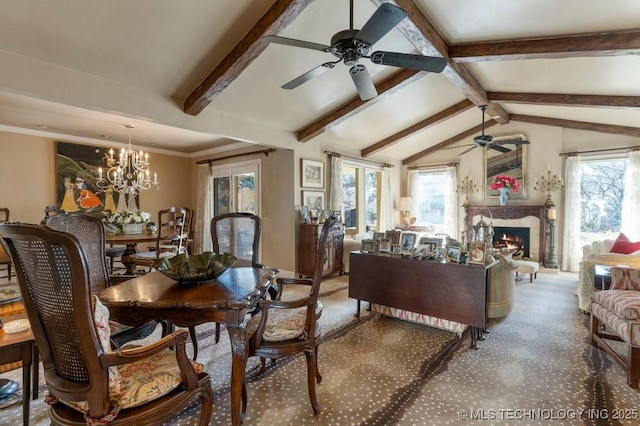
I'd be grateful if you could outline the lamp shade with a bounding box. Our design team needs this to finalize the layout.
[398,197,413,211]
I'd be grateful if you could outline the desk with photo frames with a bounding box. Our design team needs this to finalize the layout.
[348,251,496,348]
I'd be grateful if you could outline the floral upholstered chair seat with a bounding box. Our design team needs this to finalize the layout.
[246,302,323,341]
[59,296,203,419]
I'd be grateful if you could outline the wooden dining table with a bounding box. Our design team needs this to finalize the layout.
[98,267,278,425]
[0,296,39,426]
[105,231,157,274]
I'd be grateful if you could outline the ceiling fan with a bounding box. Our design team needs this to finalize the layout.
[263,1,447,101]
[455,105,530,155]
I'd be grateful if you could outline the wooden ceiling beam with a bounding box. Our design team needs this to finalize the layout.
[488,92,640,108]
[376,0,510,125]
[296,69,424,142]
[450,30,640,62]
[511,114,640,137]
[361,99,473,157]
[402,121,498,165]
[183,0,315,116]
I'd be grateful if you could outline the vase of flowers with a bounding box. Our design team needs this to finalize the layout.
[105,210,151,234]
[490,175,520,205]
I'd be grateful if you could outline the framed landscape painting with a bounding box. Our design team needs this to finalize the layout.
[302,190,325,211]
[301,158,324,188]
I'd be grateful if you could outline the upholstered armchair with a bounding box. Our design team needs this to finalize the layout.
[577,238,640,313]
[0,222,213,425]
[591,266,640,388]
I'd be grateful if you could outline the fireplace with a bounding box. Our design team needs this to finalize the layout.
[492,226,530,258]
[464,205,549,265]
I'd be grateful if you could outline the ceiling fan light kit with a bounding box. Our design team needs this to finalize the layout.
[265,1,446,101]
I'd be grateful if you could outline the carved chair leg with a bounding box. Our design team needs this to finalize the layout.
[590,314,600,346]
[305,349,321,415]
[314,345,322,383]
[628,345,640,388]
[188,325,199,361]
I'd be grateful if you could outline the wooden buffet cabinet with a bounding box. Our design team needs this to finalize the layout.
[298,222,345,278]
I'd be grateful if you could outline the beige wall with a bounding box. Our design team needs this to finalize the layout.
[0,131,192,225]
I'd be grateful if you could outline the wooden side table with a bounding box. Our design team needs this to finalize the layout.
[594,264,612,290]
[0,300,39,426]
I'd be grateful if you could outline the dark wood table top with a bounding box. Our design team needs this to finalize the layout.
[99,267,275,311]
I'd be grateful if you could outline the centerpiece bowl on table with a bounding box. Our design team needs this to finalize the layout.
[155,252,236,284]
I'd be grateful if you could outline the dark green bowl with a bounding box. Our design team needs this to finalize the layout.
[155,252,236,283]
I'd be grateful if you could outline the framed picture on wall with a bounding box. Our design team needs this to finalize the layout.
[302,190,325,211]
[56,141,138,212]
[301,158,324,188]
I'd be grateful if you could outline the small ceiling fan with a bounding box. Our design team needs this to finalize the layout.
[455,105,530,155]
[263,1,447,101]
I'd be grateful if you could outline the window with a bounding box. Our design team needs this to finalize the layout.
[342,163,381,235]
[211,160,260,216]
[414,170,447,233]
[580,157,627,244]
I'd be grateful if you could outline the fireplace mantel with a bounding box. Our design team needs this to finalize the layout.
[464,205,549,264]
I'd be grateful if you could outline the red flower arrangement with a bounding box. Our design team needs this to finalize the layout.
[490,174,520,193]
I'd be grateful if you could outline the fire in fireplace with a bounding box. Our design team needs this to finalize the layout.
[492,226,530,258]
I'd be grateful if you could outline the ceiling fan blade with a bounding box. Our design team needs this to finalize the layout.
[459,145,478,156]
[350,64,377,101]
[282,61,340,89]
[370,51,447,73]
[488,144,511,153]
[263,35,331,52]
[354,3,407,48]
[493,138,530,145]
[441,143,475,150]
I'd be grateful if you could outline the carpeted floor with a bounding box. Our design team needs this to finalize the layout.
[2,271,640,425]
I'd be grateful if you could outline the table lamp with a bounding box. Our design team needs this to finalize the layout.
[398,197,415,227]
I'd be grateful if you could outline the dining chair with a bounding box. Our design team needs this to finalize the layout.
[0,207,11,280]
[243,216,337,416]
[206,212,266,346]
[0,223,213,425]
[127,206,191,273]
[44,212,166,348]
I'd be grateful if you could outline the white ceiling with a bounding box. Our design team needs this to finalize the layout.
[0,0,638,160]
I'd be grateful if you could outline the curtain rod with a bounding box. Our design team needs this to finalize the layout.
[196,148,276,164]
[559,145,640,157]
[408,162,458,170]
[324,150,393,168]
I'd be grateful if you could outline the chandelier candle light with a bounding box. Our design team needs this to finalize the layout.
[456,175,478,206]
[533,164,564,207]
[97,124,159,210]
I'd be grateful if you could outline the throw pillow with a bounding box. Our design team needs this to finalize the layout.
[609,233,640,254]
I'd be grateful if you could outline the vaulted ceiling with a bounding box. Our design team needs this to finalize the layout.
[1,0,639,164]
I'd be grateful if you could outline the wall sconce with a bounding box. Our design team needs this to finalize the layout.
[398,197,415,227]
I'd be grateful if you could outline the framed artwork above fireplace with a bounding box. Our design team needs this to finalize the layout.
[484,141,527,199]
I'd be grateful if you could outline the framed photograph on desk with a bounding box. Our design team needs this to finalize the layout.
[447,245,461,263]
[400,233,416,252]
[468,242,487,265]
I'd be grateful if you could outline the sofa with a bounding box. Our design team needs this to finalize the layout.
[577,237,640,313]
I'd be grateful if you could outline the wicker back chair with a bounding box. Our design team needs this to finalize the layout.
[0,223,213,425]
[44,213,166,347]
[0,207,11,280]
